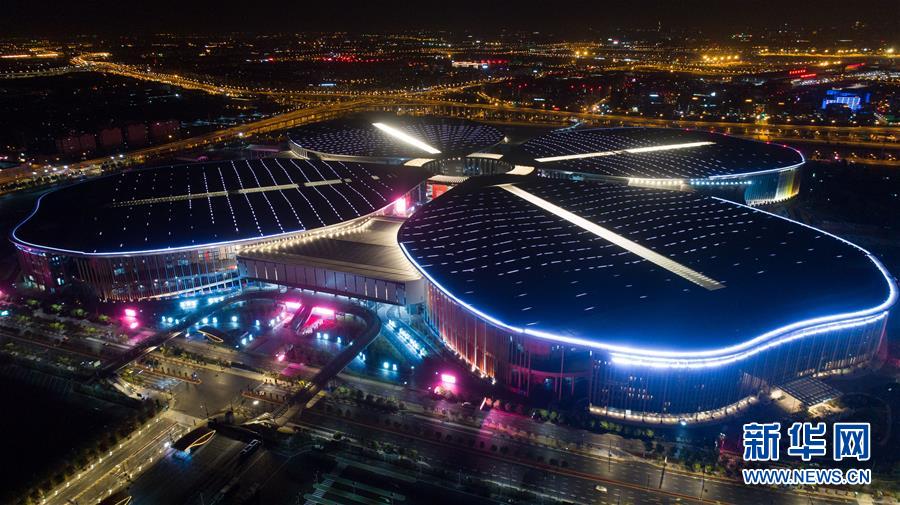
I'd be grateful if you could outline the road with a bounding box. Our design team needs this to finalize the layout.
[413,96,900,142]
[83,316,858,505]
[105,300,864,505]
[297,399,857,505]
[72,54,508,100]
[70,53,900,145]
[7,66,896,197]
[127,432,278,505]
[44,414,183,505]
[157,325,697,469]
[30,283,858,505]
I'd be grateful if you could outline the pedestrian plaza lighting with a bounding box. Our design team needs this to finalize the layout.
[179,299,198,310]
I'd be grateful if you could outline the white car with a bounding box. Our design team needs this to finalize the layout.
[594,485,608,493]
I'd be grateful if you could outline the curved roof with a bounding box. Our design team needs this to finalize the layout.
[398,176,895,357]
[287,115,504,160]
[517,127,804,180]
[14,159,428,255]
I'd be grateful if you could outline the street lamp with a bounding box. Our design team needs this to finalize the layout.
[698,466,706,502]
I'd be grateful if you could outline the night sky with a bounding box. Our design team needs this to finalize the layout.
[7,0,899,37]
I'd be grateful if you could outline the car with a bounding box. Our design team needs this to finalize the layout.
[239,439,262,458]
[594,485,608,493]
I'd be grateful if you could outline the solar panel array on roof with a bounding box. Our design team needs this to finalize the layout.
[14,159,429,254]
[398,176,889,352]
[288,116,504,159]
[519,127,803,179]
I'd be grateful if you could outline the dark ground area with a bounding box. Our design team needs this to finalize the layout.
[0,375,133,504]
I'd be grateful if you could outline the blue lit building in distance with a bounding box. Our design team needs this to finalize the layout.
[515,127,805,205]
[399,175,896,423]
[821,88,871,111]
[13,158,429,301]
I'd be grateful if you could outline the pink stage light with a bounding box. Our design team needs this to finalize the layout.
[129,321,139,329]
[284,301,302,310]
[311,306,335,318]
[124,308,137,318]
[276,353,286,362]
[440,373,457,384]
[394,197,407,215]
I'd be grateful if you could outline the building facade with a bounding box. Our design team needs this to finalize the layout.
[518,127,805,205]
[423,277,888,422]
[401,175,896,423]
[13,158,429,301]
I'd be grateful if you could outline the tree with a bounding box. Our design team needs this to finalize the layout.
[289,431,310,449]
